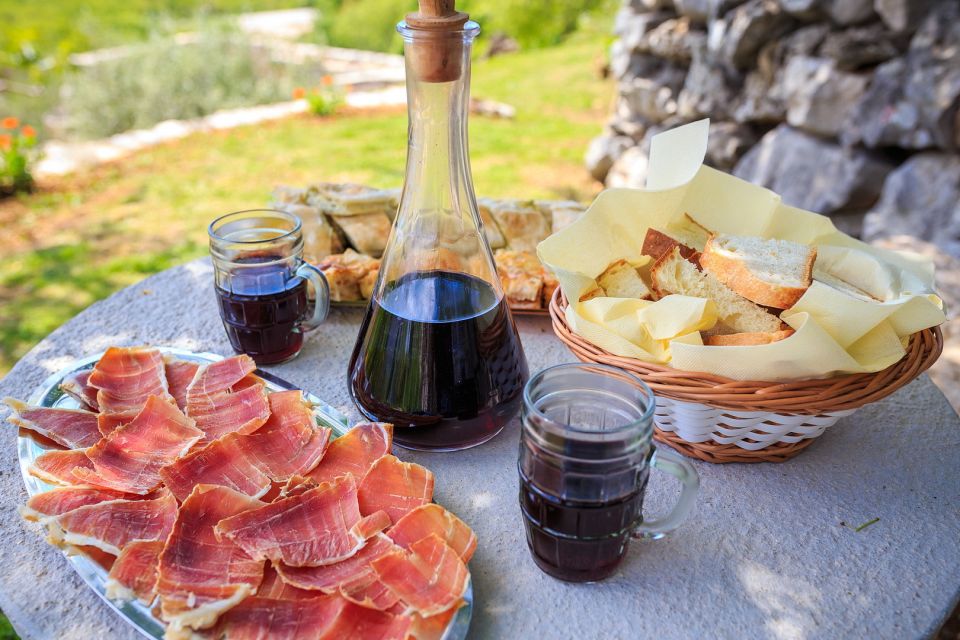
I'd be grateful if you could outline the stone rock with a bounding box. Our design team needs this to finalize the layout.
[614,9,672,52]
[618,63,687,122]
[733,125,893,214]
[874,0,936,32]
[585,133,635,183]
[677,39,742,119]
[843,5,960,150]
[609,110,649,140]
[705,121,759,170]
[818,22,905,70]
[862,153,960,258]
[823,0,875,25]
[606,145,652,188]
[637,17,707,63]
[782,56,870,137]
[630,0,675,9]
[777,0,819,17]
[674,0,747,22]
[708,0,796,70]
[733,71,787,123]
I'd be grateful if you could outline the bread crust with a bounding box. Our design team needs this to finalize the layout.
[704,329,795,346]
[700,236,816,309]
[642,228,699,262]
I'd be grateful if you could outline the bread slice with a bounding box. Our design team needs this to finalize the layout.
[651,247,782,334]
[704,329,795,346]
[642,228,700,263]
[596,260,652,300]
[700,234,816,309]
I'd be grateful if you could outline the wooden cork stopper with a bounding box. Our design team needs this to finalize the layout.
[404,0,470,83]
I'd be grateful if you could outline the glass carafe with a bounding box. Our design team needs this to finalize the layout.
[348,10,529,451]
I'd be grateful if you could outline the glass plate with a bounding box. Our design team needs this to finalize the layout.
[16,347,472,640]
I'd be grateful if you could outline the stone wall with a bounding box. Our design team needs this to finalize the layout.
[587,0,960,258]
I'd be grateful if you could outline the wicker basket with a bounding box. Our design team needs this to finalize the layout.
[549,290,943,463]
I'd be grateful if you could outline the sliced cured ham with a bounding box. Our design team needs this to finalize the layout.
[48,489,177,555]
[186,355,270,443]
[29,449,94,486]
[358,455,434,525]
[276,533,401,611]
[97,412,128,436]
[59,370,99,410]
[316,598,412,640]
[159,437,272,502]
[307,422,392,485]
[88,346,171,415]
[199,595,345,640]
[159,391,329,501]
[4,398,101,449]
[216,475,391,568]
[157,485,266,632]
[106,539,165,604]
[73,395,203,494]
[257,565,318,601]
[234,391,330,481]
[20,486,131,522]
[164,357,200,410]
[387,504,477,563]
[408,608,461,640]
[280,475,319,499]
[371,534,469,617]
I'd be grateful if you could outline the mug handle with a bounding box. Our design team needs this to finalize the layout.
[632,447,699,540]
[296,262,330,331]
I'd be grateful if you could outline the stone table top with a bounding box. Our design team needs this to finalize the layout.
[1,260,959,640]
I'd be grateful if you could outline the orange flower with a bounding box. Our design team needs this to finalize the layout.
[0,134,11,151]
[1,117,18,129]
[292,87,306,100]
[321,75,334,87]
[21,125,36,138]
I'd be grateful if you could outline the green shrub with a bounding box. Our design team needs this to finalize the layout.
[0,117,37,196]
[62,22,322,139]
[327,0,407,53]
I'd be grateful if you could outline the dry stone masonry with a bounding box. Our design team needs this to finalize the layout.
[588,0,960,258]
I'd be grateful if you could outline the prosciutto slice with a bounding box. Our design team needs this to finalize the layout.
[408,608,461,640]
[159,391,329,501]
[371,535,469,617]
[106,540,164,604]
[157,485,266,632]
[164,357,199,411]
[96,412,128,436]
[48,489,177,555]
[186,355,270,443]
[257,565,317,601]
[216,474,391,568]
[88,346,171,415]
[358,455,434,525]
[4,398,101,449]
[29,449,94,486]
[387,504,477,563]
[307,422,392,485]
[316,598,412,640]
[198,595,345,640]
[20,486,131,522]
[276,533,401,611]
[59,370,99,410]
[73,395,203,494]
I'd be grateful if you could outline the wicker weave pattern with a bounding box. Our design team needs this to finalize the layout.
[549,290,943,463]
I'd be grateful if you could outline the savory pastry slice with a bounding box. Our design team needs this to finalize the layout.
[476,198,507,249]
[595,260,652,300]
[700,234,816,309]
[277,203,344,263]
[307,182,396,217]
[651,247,782,334]
[495,250,544,309]
[535,200,586,235]
[487,200,551,253]
[317,250,382,302]
[330,212,393,258]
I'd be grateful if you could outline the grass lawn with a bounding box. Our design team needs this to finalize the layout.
[0,29,613,377]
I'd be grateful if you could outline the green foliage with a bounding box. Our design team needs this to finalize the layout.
[327,0,407,53]
[0,118,37,195]
[63,23,322,139]
[0,610,17,640]
[302,82,344,116]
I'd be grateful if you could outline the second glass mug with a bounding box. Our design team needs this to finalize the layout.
[519,363,699,582]
[208,209,330,364]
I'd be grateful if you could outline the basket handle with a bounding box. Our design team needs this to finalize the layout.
[632,448,699,540]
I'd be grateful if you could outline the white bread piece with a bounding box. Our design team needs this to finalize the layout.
[700,234,816,309]
[596,260,652,300]
[651,247,782,334]
[704,329,795,346]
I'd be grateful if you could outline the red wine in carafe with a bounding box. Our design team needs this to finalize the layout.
[348,270,528,451]
[215,255,308,365]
